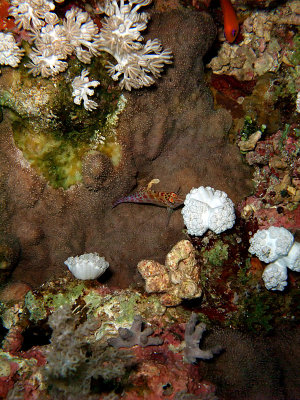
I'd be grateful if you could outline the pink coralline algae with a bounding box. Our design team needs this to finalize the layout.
[239,127,300,230]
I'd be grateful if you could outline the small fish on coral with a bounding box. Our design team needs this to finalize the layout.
[220,0,239,43]
[0,32,24,67]
[182,186,235,236]
[113,178,184,210]
[64,252,109,279]
[71,69,100,111]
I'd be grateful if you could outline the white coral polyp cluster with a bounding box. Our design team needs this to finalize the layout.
[71,69,100,111]
[63,7,101,63]
[26,7,101,77]
[0,32,24,67]
[182,186,235,236]
[9,0,56,30]
[96,0,172,90]
[249,227,300,291]
[8,0,172,90]
[64,252,109,280]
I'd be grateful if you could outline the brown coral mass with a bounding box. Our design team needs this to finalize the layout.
[0,9,252,288]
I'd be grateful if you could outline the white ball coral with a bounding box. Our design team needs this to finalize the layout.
[249,226,294,263]
[249,227,300,291]
[64,252,109,280]
[181,186,235,236]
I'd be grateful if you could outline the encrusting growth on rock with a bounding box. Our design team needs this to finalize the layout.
[137,240,201,306]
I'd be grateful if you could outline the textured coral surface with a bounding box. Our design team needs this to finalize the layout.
[0,8,252,288]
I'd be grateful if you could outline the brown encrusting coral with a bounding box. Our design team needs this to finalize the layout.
[0,8,252,288]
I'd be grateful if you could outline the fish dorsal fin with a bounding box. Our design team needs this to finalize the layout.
[147,178,160,190]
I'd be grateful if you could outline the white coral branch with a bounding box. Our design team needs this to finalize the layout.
[71,69,100,111]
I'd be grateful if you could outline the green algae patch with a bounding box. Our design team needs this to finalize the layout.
[84,289,166,341]
[25,281,85,323]
[202,240,229,267]
[1,56,125,189]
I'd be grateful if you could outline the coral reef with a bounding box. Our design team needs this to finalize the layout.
[64,252,109,280]
[184,313,222,363]
[0,7,252,288]
[208,1,300,81]
[238,126,300,230]
[8,0,172,88]
[108,314,163,348]
[44,305,134,396]
[137,240,202,306]
[182,187,235,236]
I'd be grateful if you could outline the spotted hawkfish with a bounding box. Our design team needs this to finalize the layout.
[112,179,184,210]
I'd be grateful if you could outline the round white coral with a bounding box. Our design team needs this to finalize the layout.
[64,252,109,280]
[249,227,300,291]
[181,186,235,236]
[249,226,294,263]
[262,263,288,291]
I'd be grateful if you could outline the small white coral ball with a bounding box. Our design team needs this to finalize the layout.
[262,263,288,291]
[64,252,109,280]
[249,227,294,263]
[182,186,235,236]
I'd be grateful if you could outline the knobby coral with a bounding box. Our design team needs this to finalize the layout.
[182,186,235,236]
[249,226,300,290]
[137,240,202,306]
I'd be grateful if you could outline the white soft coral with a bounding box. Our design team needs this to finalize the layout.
[71,69,100,111]
[64,7,100,63]
[181,186,235,236]
[9,0,56,31]
[27,7,100,77]
[0,32,24,67]
[96,0,172,90]
[249,227,300,291]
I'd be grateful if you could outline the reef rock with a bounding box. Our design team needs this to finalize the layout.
[138,240,201,306]
[0,8,252,288]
